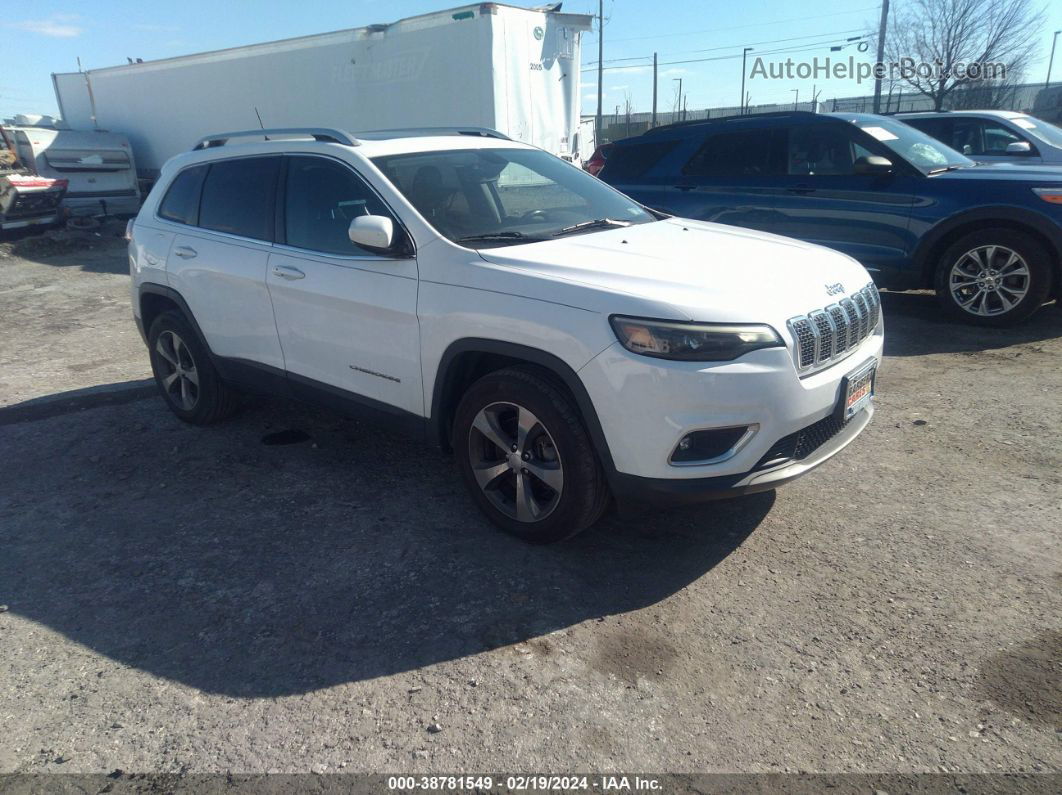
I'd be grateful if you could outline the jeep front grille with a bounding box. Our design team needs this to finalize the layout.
[787,284,880,372]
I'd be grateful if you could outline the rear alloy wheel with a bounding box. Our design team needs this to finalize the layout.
[155,330,200,411]
[936,229,1051,326]
[147,310,239,424]
[453,367,609,543]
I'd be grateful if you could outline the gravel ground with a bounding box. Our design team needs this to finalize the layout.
[0,233,1059,777]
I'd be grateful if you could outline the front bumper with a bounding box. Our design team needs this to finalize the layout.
[578,320,883,501]
[609,404,873,505]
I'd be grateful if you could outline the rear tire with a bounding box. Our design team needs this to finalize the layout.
[934,228,1052,326]
[453,367,609,543]
[147,310,239,424]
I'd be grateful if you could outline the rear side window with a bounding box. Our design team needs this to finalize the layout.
[683,129,786,177]
[602,140,679,180]
[198,157,280,241]
[158,165,207,225]
[904,117,949,140]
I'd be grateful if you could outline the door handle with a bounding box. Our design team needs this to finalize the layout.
[673,184,696,192]
[786,184,816,194]
[173,246,197,259]
[272,265,305,281]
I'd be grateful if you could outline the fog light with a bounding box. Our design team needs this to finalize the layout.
[670,425,755,464]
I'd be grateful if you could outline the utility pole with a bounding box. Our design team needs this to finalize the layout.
[872,0,890,114]
[740,48,753,114]
[1047,30,1062,88]
[651,52,658,128]
[792,89,799,110]
[595,0,603,144]
[673,77,683,122]
[683,95,688,122]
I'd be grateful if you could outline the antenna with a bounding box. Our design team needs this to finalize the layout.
[254,107,269,141]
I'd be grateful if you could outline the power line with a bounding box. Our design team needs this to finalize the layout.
[586,28,869,66]
[582,34,873,73]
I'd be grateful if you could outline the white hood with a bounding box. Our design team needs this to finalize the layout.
[477,218,874,325]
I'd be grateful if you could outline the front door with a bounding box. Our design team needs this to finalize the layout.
[266,155,423,416]
[769,122,917,276]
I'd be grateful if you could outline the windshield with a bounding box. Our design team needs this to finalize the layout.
[854,117,975,172]
[1012,115,1062,148]
[371,147,655,247]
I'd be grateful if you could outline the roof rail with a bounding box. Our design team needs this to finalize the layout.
[353,127,512,141]
[192,128,358,150]
[645,110,819,135]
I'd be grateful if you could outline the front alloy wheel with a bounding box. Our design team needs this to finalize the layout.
[468,401,564,522]
[452,366,609,542]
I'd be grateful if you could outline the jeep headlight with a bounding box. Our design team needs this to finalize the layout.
[609,316,783,361]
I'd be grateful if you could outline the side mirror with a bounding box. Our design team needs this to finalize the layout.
[348,215,394,252]
[853,155,893,176]
[1005,141,1032,154]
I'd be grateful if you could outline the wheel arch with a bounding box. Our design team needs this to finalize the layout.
[914,207,1062,293]
[429,339,617,477]
[138,283,213,354]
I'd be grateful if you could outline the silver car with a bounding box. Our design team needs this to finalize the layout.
[896,110,1062,166]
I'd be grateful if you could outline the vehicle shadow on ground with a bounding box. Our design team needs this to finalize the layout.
[0,391,772,698]
[880,290,1062,356]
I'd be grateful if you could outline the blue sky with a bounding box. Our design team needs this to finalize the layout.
[3,0,1061,121]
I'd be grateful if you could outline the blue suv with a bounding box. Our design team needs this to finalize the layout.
[600,111,1062,325]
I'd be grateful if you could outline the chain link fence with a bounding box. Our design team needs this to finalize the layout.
[591,81,1062,143]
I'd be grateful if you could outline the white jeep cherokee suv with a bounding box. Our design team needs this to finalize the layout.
[129,127,883,543]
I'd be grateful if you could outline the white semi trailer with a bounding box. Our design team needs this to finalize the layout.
[52,3,593,186]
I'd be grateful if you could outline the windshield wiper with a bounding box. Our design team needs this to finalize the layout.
[553,218,633,237]
[927,164,966,174]
[455,231,541,245]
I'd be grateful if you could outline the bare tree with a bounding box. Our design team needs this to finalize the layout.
[886,0,1045,110]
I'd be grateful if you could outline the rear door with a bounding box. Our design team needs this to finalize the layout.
[662,127,786,230]
[266,155,423,416]
[166,156,286,370]
[768,122,917,273]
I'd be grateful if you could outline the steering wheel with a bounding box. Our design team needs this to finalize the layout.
[519,209,552,223]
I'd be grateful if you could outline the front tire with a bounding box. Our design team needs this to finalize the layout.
[935,228,1052,326]
[147,310,238,424]
[452,367,609,543]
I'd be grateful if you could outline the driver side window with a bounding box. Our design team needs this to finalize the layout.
[788,125,871,176]
[284,156,396,256]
